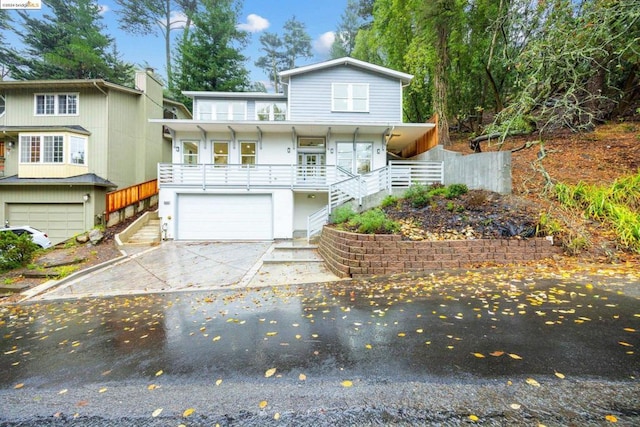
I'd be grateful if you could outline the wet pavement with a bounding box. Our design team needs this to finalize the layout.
[22,241,341,301]
[1,268,639,425]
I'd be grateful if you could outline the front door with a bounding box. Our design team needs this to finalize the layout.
[298,153,326,183]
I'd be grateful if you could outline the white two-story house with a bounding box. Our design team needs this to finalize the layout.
[154,57,439,241]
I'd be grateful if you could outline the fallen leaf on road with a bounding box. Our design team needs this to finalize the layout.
[13,383,24,389]
[605,414,618,423]
[526,378,540,387]
[183,408,195,417]
[508,353,523,360]
[472,352,485,358]
[490,351,504,357]
[555,372,565,379]
[510,403,521,410]
[259,400,268,409]
[469,414,479,421]
[155,370,163,377]
[152,408,163,417]
[265,368,276,378]
[274,413,280,420]
[216,379,222,386]
[299,373,306,381]
[341,380,353,387]
[98,387,107,393]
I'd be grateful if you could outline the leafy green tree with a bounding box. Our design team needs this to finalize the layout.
[282,16,312,69]
[489,0,640,138]
[255,32,286,92]
[171,0,249,108]
[115,0,198,88]
[7,0,133,83]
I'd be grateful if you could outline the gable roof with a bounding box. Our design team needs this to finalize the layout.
[0,79,143,96]
[279,57,413,84]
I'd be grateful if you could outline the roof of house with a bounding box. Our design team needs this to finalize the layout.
[0,125,91,135]
[0,173,116,188]
[0,79,144,96]
[182,91,287,100]
[279,57,414,84]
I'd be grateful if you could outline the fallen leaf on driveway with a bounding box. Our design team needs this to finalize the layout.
[152,408,163,417]
[265,368,276,378]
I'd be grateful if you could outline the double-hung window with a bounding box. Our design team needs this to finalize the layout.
[213,142,229,165]
[240,142,256,165]
[35,93,78,115]
[332,83,369,112]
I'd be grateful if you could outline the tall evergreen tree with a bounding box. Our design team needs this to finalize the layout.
[7,0,133,83]
[171,0,249,107]
[255,32,287,93]
[0,10,11,80]
[330,0,362,58]
[282,16,312,69]
[115,0,198,89]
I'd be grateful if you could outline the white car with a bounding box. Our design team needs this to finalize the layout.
[0,226,53,249]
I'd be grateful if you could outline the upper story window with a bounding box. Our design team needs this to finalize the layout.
[19,133,87,165]
[332,83,369,112]
[35,93,78,116]
[182,141,198,164]
[197,101,246,121]
[240,141,256,165]
[0,94,5,117]
[256,102,287,121]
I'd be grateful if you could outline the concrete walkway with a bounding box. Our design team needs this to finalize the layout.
[23,241,342,301]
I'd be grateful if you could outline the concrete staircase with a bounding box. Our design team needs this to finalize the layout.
[127,218,161,244]
[116,211,161,247]
[262,239,325,264]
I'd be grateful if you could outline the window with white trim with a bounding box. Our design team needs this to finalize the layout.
[240,141,256,165]
[35,93,78,115]
[196,101,246,120]
[182,141,199,164]
[213,141,229,165]
[337,142,372,174]
[256,102,287,121]
[20,134,80,164]
[332,83,369,112]
[70,136,86,165]
[0,94,5,117]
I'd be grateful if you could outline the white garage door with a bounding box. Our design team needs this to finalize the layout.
[177,194,273,240]
[7,203,84,245]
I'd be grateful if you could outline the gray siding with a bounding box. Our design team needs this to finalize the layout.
[288,66,403,123]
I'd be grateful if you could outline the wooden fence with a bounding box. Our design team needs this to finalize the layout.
[105,179,158,222]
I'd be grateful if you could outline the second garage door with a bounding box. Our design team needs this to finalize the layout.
[7,203,85,245]
[177,194,273,240]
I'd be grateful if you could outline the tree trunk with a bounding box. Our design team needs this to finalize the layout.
[434,22,450,146]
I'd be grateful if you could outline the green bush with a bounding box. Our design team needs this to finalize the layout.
[404,184,432,208]
[0,232,39,271]
[445,183,469,199]
[347,209,400,234]
[380,195,399,208]
[330,205,356,224]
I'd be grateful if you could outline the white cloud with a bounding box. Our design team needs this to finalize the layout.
[313,31,335,55]
[169,11,189,30]
[237,14,270,33]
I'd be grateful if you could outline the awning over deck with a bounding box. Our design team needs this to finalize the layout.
[150,119,436,155]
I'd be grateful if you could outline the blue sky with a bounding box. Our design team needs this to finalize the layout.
[2,1,348,86]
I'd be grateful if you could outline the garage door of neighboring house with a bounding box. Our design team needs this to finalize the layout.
[7,203,84,245]
[177,194,273,240]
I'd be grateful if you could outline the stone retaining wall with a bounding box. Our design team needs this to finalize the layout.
[318,226,561,278]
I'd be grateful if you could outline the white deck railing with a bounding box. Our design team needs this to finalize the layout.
[158,163,346,189]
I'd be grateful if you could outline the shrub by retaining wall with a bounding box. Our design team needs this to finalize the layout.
[318,226,561,278]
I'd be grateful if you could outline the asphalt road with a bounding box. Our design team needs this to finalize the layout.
[1,270,639,426]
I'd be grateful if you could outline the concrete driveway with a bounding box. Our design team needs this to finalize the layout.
[25,241,341,301]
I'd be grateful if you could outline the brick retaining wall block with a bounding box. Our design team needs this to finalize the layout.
[318,227,562,278]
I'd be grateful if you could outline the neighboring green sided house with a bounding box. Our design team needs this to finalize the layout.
[0,70,191,245]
